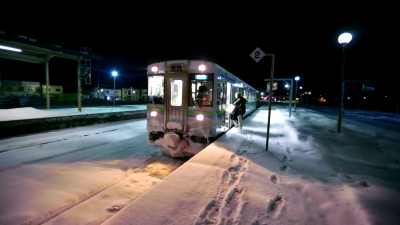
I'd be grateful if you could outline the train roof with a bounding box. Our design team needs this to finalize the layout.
[148,60,257,93]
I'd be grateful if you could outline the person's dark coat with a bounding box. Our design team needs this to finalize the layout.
[231,96,247,120]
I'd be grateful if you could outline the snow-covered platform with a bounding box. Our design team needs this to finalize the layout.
[103,104,400,225]
[0,105,147,138]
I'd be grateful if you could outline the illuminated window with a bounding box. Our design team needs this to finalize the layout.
[190,80,213,106]
[170,79,183,106]
[148,75,165,104]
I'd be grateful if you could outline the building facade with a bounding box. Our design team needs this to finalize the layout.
[90,87,146,101]
[41,84,64,95]
[0,80,41,97]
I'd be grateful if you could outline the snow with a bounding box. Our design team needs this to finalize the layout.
[0,107,184,225]
[0,105,147,121]
[104,104,400,225]
[154,125,211,157]
[166,121,183,130]
[0,104,399,224]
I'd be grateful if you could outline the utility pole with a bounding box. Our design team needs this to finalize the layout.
[98,75,100,99]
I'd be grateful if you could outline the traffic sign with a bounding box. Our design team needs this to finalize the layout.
[250,47,265,63]
[267,82,278,91]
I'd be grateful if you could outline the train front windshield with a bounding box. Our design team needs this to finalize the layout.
[148,75,164,104]
[190,80,213,106]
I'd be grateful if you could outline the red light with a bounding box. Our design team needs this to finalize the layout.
[203,98,205,100]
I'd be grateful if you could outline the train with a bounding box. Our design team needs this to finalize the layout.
[146,60,258,157]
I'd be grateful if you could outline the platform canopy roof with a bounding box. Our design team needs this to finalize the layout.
[0,30,102,64]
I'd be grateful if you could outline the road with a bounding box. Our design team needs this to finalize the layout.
[0,118,188,225]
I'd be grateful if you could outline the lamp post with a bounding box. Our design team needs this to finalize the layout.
[112,71,117,106]
[299,86,302,102]
[294,76,300,112]
[305,91,311,111]
[285,84,289,106]
[337,32,352,133]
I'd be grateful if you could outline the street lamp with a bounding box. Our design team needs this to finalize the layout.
[294,76,300,112]
[299,86,303,102]
[337,32,352,133]
[112,71,118,106]
[284,84,289,106]
[305,91,311,111]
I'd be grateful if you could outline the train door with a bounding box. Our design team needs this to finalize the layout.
[217,82,226,128]
[165,74,188,132]
[226,82,232,127]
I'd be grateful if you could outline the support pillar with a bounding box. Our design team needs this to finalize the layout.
[77,57,82,112]
[45,58,51,110]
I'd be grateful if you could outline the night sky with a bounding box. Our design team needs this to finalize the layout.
[0,5,398,102]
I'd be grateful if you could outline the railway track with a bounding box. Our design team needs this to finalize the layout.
[0,120,189,225]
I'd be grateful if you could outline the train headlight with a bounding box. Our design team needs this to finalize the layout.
[151,66,158,72]
[151,111,157,117]
[198,65,206,71]
[196,114,204,121]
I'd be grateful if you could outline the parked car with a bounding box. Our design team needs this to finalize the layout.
[0,97,19,106]
[18,97,30,106]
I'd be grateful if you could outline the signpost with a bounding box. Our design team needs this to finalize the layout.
[267,82,278,91]
[338,80,371,132]
[264,78,293,118]
[250,47,274,151]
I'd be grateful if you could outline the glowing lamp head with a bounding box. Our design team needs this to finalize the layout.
[151,66,158,72]
[338,33,352,46]
[295,76,300,81]
[196,114,204,121]
[198,65,206,71]
[112,71,117,77]
[0,45,22,52]
[151,111,157,117]
[285,84,289,88]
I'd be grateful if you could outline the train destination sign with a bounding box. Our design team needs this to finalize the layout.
[195,74,208,80]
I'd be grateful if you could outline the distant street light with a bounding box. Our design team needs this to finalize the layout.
[305,91,311,111]
[294,76,300,112]
[337,32,352,133]
[299,86,303,101]
[112,71,118,106]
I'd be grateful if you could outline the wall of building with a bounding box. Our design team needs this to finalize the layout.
[91,87,147,101]
[41,84,63,94]
[0,80,42,97]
